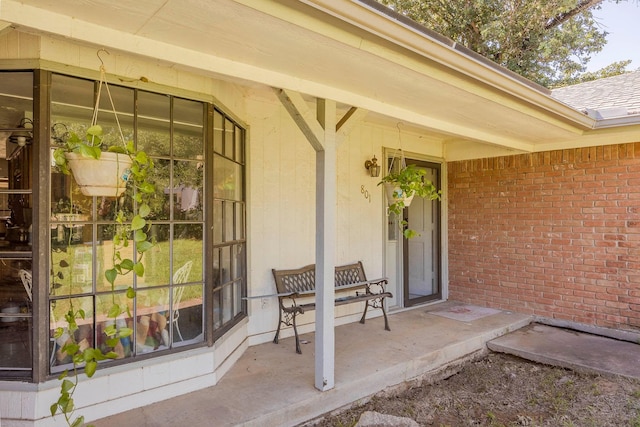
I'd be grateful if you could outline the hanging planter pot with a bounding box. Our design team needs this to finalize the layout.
[383,182,415,207]
[64,151,133,197]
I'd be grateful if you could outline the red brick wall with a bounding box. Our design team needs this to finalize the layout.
[447,144,640,332]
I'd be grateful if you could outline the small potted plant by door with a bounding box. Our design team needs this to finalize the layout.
[379,163,440,239]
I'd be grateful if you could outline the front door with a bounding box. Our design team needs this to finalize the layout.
[403,160,441,307]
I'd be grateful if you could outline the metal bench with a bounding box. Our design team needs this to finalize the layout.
[272,261,392,354]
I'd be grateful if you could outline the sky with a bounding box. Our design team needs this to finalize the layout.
[586,0,640,71]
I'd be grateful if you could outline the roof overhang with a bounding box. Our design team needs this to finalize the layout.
[0,0,638,160]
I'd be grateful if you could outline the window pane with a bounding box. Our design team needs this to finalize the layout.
[234,125,244,164]
[50,296,94,370]
[222,284,232,324]
[224,202,233,242]
[213,200,222,244]
[235,203,244,240]
[137,91,170,156]
[213,288,222,330]
[233,280,243,317]
[224,118,234,158]
[173,160,203,221]
[150,159,171,221]
[214,155,243,201]
[173,98,204,159]
[213,109,223,154]
[141,224,170,288]
[220,246,231,286]
[232,244,244,280]
[97,85,134,149]
[135,288,170,354]
[50,225,93,296]
[174,224,203,282]
[172,283,203,346]
[212,247,221,288]
[96,224,133,292]
[96,291,133,360]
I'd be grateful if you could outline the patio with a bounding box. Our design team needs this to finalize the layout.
[93,302,532,427]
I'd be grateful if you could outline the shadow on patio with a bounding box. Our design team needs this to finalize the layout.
[94,301,532,427]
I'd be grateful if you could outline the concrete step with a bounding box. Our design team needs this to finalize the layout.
[488,323,640,380]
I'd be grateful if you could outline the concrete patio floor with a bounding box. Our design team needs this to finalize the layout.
[93,301,532,427]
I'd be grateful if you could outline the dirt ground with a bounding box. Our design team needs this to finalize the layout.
[309,352,640,427]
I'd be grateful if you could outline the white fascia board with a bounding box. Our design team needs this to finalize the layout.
[593,115,640,129]
[301,0,596,129]
[534,124,640,152]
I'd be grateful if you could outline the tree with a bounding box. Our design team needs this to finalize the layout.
[378,0,631,87]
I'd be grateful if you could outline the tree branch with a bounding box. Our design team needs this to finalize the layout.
[545,0,603,30]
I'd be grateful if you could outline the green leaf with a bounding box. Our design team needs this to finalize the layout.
[104,324,117,337]
[78,143,99,159]
[139,182,155,194]
[105,268,118,285]
[86,124,102,138]
[133,262,145,277]
[118,327,133,338]
[61,379,75,393]
[62,342,79,356]
[134,229,147,242]
[50,403,59,416]
[71,416,85,427]
[138,203,151,218]
[126,286,136,299]
[108,304,122,318]
[131,215,146,231]
[137,241,153,253]
[85,360,97,377]
[120,258,134,271]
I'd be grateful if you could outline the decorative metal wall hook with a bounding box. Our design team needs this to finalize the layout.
[96,48,110,66]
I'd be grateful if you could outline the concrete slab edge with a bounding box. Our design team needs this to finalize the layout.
[535,316,640,345]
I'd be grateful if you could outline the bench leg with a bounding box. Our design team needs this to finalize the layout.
[359,300,369,325]
[381,301,391,331]
[292,312,302,354]
[273,309,283,344]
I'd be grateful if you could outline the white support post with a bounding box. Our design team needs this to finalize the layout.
[274,88,366,391]
[315,98,337,391]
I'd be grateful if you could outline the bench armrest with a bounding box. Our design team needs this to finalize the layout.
[363,277,389,295]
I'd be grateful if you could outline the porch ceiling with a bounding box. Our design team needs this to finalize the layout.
[0,0,636,159]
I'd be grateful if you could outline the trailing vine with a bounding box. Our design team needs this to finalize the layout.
[49,54,156,427]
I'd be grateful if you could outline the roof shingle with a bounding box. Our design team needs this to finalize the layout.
[551,70,640,118]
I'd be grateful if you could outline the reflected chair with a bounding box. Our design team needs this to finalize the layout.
[172,261,193,342]
[18,269,32,303]
[19,269,58,365]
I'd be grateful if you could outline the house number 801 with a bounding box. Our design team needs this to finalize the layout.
[361,185,371,203]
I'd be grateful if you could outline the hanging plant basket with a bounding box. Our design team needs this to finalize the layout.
[65,151,133,197]
[383,182,415,207]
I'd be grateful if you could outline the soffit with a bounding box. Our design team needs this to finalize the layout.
[1,0,634,159]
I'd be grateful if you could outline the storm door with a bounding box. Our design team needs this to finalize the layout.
[403,159,441,307]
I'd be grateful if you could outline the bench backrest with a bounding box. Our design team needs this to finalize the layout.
[272,262,368,295]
